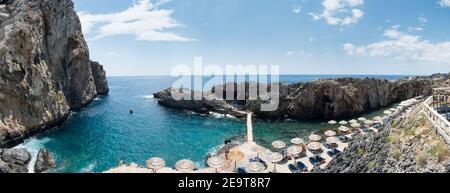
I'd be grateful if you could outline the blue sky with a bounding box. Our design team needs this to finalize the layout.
[74,0,450,76]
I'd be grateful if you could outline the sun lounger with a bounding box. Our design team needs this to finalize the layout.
[237,167,247,173]
[339,136,351,143]
[288,164,301,173]
[362,128,371,133]
[323,142,331,149]
[296,161,308,171]
[327,149,341,157]
[309,156,325,166]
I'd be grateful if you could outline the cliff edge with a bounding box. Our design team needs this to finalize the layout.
[0,0,109,147]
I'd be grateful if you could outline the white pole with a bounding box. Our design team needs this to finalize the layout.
[247,113,254,143]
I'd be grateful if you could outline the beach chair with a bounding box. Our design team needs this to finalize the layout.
[362,128,371,133]
[327,149,341,157]
[288,164,301,173]
[322,142,331,149]
[296,161,308,172]
[237,167,247,173]
[339,136,351,143]
[309,156,325,166]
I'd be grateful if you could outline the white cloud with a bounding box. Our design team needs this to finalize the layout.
[78,0,194,42]
[292,6,302,14]
[343,26,450,64]
[439,0,450,7]
[308,0,364,26]
[418,15,427,23]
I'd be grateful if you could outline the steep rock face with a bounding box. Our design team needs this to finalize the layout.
[154,75,447,121]
[0,0,109,147]
[34,148,56,173]
[0,148,31,173]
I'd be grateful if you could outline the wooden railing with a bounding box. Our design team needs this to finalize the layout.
[423,96,450,144]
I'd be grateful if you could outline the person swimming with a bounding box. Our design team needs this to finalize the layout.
[129,109,134,114]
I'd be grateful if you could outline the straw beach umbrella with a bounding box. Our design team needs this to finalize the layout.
[146,157,166,172]
[272,140,286,150]
[175,159,195,173]
[358,117,367,122]
[309,134,322,142]
[338,126,350,133]
[349,119,358,124]
[247,162,265,173]
[364,120,374,126]
[324,130,336,137]
[267,152,283,173]
[326,137,338,146]
[351,123,361,128]
[384,110,392,115]
[291,138,304,145]
[339,120,348,125]
[287,145,303,162]
[207,156,225,173]
[307,142,322,156]
[326,137,339,150]
[328,120,337,125]
[287,145,302,156]
[227,150,245,171]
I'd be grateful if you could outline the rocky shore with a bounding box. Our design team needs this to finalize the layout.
[154,74,449,121]
[319,105,450,173]
[0,0,109,148]
[0,148,55,173]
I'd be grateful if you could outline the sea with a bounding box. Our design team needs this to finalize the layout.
[15,75,408,173]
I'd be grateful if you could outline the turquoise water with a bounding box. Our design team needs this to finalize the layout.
[18,75,407,173]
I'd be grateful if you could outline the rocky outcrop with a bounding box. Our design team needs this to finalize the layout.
[321,109,450,173]
[154,74,448,121]
[34,148,56,173]
[0,0,109,147]
[0,148,31,173]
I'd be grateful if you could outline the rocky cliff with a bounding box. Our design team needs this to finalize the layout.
[319,109,450,173]
[154,74,449,121]
[0,0,109,147]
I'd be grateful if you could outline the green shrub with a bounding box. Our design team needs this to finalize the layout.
[429,141,450,162]
[357,148,365,156]
[387,134,401,144]
[404,129,416,137]
[367,161,375,170]
[415,116,426,127]
[393,149,402,161]
[416,151,428,168]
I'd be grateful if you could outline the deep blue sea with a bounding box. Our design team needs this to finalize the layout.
[17,75,408,173]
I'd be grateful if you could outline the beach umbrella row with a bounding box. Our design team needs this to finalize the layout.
[309,134,322,142]
[291,138,304,145]
[328,120,337,125]
[324,130,336,137]
[146,157,166,171]
[267,152,284,173]
[176,159,196,173]
[272,140,286,149]
[207,156,225,173]
[247,162,265,173]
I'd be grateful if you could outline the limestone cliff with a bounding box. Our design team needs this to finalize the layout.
[0,0,109,147]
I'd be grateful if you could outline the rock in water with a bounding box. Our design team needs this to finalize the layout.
[0,0,109,147]
[34,148,56,173]
[0,148,31,173]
